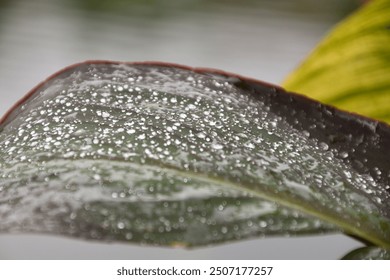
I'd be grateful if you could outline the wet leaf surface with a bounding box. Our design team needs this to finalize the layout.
[0,62,389,247]
[342,246,390,260]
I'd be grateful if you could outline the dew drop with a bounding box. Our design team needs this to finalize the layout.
[339,151,349,159]
[259,221,267,228]
[117,222,125,229]
[196,132,206,139]
[187,104,196,110]
[319,142,329,151]
[211,143,223,150]
[244,142,255,149]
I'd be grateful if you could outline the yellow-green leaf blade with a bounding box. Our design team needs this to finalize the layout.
[283,0,390,123]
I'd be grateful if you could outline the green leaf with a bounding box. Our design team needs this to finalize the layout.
[342,246,390,260]
[283,0,390,124]
[0,62,389,248]
[0,160,335,247]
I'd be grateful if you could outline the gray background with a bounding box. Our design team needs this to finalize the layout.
[0,0,363,259]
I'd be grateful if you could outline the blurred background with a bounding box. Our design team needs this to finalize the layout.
[0,0,365,259]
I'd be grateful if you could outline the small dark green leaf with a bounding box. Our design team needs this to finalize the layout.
[0,62,389,247]
[342,246,390,260]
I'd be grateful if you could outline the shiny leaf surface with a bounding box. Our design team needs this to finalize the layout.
[0,62,389,247]
[342,246,390,260]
